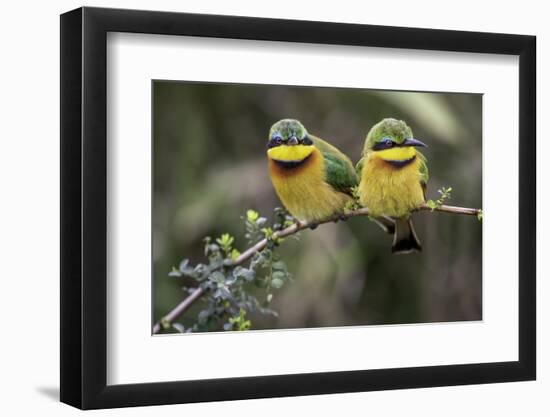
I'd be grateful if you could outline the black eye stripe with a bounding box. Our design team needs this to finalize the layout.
[268,133,311,148]
[267,136,283,149]
[372,138,397,151]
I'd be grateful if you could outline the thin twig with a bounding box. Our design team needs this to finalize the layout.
[152,286,205,334]
[152,203,481,333]
[419,203,481,216]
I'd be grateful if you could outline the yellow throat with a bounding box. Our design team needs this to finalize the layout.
[267,144,315,162]
[375,146,416,162]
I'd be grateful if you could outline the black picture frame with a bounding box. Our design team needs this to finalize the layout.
[60,6,536,410]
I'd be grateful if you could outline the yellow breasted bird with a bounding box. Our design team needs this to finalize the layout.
[357,118,429,254]
[266,119,358,224]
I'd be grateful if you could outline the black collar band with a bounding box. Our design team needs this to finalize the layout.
[385,155,416,168]
[272,153,312,169]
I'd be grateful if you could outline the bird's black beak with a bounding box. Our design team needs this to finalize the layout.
[402,138,427,148]
[287,136,298,145]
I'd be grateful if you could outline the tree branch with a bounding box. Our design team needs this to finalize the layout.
[152,286,205,334]
[152,202,481,334]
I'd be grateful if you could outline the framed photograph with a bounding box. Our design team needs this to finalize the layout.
[60,6,536,409]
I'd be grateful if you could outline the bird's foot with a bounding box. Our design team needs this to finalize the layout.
[309,223,318,230]
[332,214,349,224]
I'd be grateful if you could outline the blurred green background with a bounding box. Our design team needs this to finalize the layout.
[153,81,482,331]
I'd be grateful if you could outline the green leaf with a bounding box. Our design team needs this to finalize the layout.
[160,318,171,330]
[209,271,225,284]
[208,257,224,270]
[225,274,237,285]
[261,227,273,238]
[172,323,185,333]
[230,248,240,261]
[243,270,255,281]
[233,266,245,276]
[271,278,284,289]
[216,233,234,252]
[198,309,210,324]
[234,266,255,282]
[168,267,182,277]
[214,286,232,300]
[250,252,265,267]
[272,271,286,280]
[193,264,208,280]
[246,209,259,222]
[426,200,437,210]
[272,261,287,271]
[178,259,189,271]
[227,309,251,331]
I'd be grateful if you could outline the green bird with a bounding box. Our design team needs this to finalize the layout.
[357,118,428,254]
[266,119,395,235]
[266,119,358,223]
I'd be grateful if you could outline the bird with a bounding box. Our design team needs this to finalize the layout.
[266,119,359,224]
[356,118,428,254]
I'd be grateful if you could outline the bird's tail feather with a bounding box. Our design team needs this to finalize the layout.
[392,217,422,254]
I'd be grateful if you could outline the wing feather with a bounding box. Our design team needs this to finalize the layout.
[310,134,358,194]
[417,150,429,197]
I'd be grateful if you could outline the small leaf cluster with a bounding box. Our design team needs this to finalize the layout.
[426,186,453,211]
[343,185,361,212]
[225,308,251,331]
[245,208,294,246]
[476,209,484,221]
[165,208,296,333]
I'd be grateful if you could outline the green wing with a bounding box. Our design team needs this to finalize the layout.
[418,150,429,196]
[310,134,358,194]
[355,156,365,177]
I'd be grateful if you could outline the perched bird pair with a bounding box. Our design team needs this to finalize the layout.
[266,118,428,254]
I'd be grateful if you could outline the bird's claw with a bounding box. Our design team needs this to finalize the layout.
[333,214,348,223]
